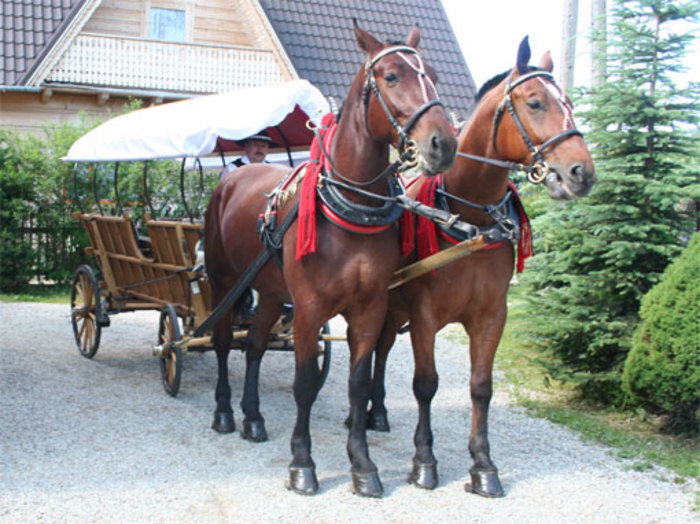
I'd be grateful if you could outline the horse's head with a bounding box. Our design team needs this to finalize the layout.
[485,36,595,199]
[352,20,457,176]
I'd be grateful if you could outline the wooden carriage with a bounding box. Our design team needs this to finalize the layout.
[65,80,338,396]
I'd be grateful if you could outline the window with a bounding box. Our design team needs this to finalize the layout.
[149,7,186,42]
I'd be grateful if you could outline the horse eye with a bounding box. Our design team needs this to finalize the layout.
[527,98,544,111]
[384,72,399,85]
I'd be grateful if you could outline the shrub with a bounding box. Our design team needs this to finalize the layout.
[622,233,700,434]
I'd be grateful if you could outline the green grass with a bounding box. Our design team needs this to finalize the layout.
[0,284,71,303]
[493,284,700,485]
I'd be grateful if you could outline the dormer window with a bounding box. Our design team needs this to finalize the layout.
[149,7,186,42]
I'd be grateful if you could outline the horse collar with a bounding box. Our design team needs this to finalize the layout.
[434,178,519,244]
[317,169,406,234]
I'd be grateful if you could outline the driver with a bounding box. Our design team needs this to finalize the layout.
[219,129,278,180]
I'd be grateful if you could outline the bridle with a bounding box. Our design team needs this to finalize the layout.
[458,70,583,184]
[362,45,444,167]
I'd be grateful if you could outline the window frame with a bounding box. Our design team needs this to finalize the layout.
[145,1,193,42]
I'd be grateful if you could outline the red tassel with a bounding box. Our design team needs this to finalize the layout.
[399,209,415,256]
[297,113,335,260]
[415,174,442,260]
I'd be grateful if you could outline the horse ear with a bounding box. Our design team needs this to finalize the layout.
[354,18,382,54]
[516,36,531,74]
[406,23,421,48]
[539,50,554,72]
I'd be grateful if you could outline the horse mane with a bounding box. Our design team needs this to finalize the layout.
[475,66,545,102]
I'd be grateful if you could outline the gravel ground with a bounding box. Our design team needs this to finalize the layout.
[0,301,697,523]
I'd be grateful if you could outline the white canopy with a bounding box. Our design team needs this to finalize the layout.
[63,79,330,162]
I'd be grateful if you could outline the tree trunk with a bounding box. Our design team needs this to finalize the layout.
[591,0,607,86]
[560,0,579,91]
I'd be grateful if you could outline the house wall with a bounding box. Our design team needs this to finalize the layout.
[1,91,139,136]
[83,0,255,47]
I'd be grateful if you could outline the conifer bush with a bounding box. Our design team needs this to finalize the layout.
[622,234,700,433]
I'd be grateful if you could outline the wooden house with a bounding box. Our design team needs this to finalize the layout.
[1,0,475,135]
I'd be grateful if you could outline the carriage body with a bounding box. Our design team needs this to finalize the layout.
[65,80,335,396]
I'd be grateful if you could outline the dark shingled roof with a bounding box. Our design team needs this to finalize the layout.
[1,0,86,86]
[258,0,476,121]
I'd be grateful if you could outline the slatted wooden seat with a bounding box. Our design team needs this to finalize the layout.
[145,218,211,324]
[73,212,154,300]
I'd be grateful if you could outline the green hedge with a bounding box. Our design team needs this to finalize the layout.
[0,109,214,292]
[622,233,700,433]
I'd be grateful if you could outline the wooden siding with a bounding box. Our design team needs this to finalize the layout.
[1,91,141,136]
[83,0,255,47]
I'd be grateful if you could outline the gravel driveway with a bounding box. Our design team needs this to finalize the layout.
[0,301,697,522]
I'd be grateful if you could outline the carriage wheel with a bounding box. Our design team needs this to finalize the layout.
[318,322,332,388]
[158,304,183,397]
[70,265,102,358]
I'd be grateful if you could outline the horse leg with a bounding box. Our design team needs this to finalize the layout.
[239,296,283,442]
[212,307,235,433]
[345,312,385,498]
[287,310,324,495]
[465,316,505,498]
[407,323,439,490]
[366,313,404,432]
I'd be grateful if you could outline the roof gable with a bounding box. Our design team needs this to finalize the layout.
[258,0,476,121]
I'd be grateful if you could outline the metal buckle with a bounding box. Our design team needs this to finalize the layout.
[400,139,419,167]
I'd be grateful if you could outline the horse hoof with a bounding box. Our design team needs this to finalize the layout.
[466,468,504,498]
[242,418,268,442]
[408,460,438,490]
[287,466,318,495]
[367,411,390,432]
[212,411,235,434]
[351,470,383,498]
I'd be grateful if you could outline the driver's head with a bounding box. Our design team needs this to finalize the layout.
[243,139,270,163]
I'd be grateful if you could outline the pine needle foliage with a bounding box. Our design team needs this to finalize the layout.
[521,0,699,404]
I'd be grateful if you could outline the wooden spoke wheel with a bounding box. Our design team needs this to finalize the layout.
[158,304,183,397]
[318,322,332,388]
[70,265,102,358]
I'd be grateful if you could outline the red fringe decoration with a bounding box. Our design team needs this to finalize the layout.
[415,174,442,261]
[399,208,415,257]
[296,113,336,260]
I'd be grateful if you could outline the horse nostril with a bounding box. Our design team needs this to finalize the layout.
[430,134,457,158]
[569,163,584,183]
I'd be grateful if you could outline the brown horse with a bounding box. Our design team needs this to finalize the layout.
[204,21,457,497]
[366,36,596,496]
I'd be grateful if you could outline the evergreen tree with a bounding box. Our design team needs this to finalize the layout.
[522,0,699,404]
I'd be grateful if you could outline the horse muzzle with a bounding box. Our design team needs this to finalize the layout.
[545,161,596,200]
[418,131,458,176]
